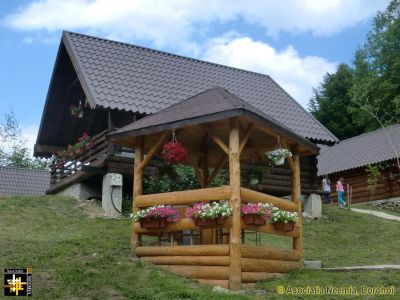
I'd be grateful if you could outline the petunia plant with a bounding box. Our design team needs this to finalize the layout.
[132,205,180,223]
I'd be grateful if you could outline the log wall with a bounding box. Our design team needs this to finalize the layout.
[243,155,319,197]
[137,245,300,288]
[321,161,400,203]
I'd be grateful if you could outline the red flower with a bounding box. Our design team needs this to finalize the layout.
[162,141,187,163]
[78,132,89,142]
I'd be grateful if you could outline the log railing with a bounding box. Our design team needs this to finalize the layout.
[133,186,299,237]
[50,129,109,185]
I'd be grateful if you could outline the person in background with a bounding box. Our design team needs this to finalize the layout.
[322,175,332,204]
[336,177,346,208]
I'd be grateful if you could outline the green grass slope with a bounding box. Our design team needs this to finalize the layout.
[1,196,399,299]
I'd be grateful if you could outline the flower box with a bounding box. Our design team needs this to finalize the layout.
[132,205,180,228]
[242,214,266,226]
[140,218,168,229]
[194,216,226,227]
[185,201,232,227]
[273,221,295,232]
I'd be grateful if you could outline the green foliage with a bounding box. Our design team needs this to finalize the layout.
[309,64,365,140]
[246,165,266,186]
[366,164,381,193]
[309,0,400,139]
[0,111,46,170]
[144,164,226,194]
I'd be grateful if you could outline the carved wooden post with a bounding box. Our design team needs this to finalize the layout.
[132,136,144,255]
[291,145,303,266]
[229,117,242,290]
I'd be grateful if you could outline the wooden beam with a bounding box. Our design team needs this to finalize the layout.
[241,245,301,261]
[138,131,169,171]
[207,153,227,185]
[135,186,232,207]
[203,125,229,154]
[239,123,254,153]
[228,117,242,290]
[241,258,301,273]
[34,144,65,156]
[240,188,297,212]
[291,145,303,267]
[132,136,144,255]
[136,245,229,256]
[281,139,294,172]
[141,256,230,266]
[193,162,206,188]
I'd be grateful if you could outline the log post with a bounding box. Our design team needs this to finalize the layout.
[132,136,144,255]
[291,145,303,267]
[228,117,242,290]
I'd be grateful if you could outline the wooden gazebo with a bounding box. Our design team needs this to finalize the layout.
[109,87,318,290]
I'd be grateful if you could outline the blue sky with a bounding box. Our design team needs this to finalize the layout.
[0,0,390,152]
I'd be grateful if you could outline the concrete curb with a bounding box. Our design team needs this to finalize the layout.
[321,265,400,272]
[350,208,400,222]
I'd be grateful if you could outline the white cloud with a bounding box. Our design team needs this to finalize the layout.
[4,0,390,48]
[3,0,382,107]
[203,35,337,106]
[21,125,39,155]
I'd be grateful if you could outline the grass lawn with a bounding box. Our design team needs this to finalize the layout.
[1,196,399,299]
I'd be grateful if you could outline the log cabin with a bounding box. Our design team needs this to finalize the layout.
[317,125,400,203]
[34,31,338,200]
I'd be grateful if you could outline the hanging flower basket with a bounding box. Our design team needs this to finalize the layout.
[241,203,271,226]
[186,202,232,227]
[70,101,84,118]
[132,205,180,228]
[162,131,187,163]
[265,148,292,167]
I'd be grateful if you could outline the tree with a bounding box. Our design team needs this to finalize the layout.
[0,111,46,170]
[351,0,400,129]
[308,64,365,140]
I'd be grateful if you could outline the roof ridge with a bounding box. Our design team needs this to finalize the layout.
[336,124,400,144]
[214,87,247,108]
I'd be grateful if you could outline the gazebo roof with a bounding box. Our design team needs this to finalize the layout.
[109,87,317,155]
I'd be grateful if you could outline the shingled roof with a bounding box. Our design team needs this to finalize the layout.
[317,124,400,175]
[110,86,317,152]
[0,167,50,196]
[62,31,337,143]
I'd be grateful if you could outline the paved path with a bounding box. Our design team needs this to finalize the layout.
[322,265,400,272]
[350,208,400,222]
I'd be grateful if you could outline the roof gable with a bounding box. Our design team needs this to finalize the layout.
[317,124,400,175]
[62,31,337,143]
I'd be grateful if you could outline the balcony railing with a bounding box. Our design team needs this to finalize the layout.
[50,129,109,186]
